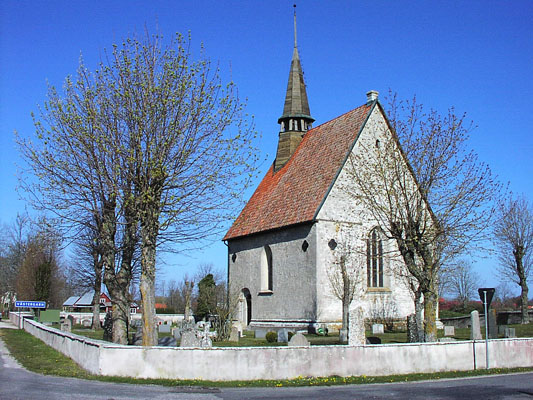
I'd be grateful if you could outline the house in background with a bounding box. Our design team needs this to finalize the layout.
[62,291,112,313]
[224,12,416,335]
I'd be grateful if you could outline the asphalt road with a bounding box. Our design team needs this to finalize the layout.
[1,329,532,400]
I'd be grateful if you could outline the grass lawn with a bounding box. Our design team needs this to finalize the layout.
[1,327,532,388]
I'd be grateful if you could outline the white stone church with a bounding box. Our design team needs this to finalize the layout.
[223,14,415,334]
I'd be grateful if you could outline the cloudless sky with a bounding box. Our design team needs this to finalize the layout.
[1,1,532,294]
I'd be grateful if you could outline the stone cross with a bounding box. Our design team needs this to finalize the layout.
[470,310,482,340]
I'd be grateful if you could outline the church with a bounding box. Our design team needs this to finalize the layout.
[223,11,415,335]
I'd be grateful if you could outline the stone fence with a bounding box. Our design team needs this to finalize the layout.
[10,313,533,381]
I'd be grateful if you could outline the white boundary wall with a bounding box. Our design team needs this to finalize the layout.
[12,314,533,381]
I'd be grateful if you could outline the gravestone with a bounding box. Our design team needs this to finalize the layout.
[470,310,482,340]
[229,326,240,342]
[158,336,177,346]
[102,312,113,342]
[372,323,384,334]
[277,329,289,343]
[366,336,381,344]
[498,325,508,335]
[254,328,267,339]
[173,328,182,340]
[61,318,72,332]
[444,326,455,337]
[348,306,365,345]
[407,314,420,343]
[288,332,310,347]
[504,327,516,338]
[132,326,143,345]
[488,309,498,339]
[199,324,213,348]
[67,315,75,327]
[180,330,201,347]
[159,324,171,333]
[82,319,91,327]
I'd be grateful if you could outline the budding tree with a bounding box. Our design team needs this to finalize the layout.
[18,32,259,345]
[344,93,501,341]
[327,225,364,343]
[493,195,532,324]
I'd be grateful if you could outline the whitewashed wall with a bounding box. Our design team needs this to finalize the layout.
[315,106,415,325]
[14,316,533,381]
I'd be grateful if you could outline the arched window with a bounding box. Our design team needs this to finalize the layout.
[367,228,384,288]
[260,245,273,292]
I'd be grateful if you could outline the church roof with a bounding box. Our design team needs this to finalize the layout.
[224,101,375,240]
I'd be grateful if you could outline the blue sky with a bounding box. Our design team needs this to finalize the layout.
[1,1,532,293]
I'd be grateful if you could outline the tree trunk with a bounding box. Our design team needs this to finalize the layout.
[140,217,158,346]
[414,286,424,342]
[520,282,530,324]
[91,250,103,330]
[339,297,349,343]
[91,290,101,330]
[515,249,530,324]
[100,196,130,344]
[423,289,438,342]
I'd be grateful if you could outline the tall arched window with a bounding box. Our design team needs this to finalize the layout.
[367,228,384,288]
[260,245,273,292]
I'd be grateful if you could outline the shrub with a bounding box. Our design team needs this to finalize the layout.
[288,331,294,341]
[265,331,277,343]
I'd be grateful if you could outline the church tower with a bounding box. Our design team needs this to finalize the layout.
[274,6,314,172]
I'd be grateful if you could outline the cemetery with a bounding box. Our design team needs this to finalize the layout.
[9,309,533,381]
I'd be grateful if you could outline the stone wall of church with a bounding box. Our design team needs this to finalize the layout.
[227,223,318,328]
[314,106,415,327]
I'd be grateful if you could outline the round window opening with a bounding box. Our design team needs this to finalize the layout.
[231,253,237,263]
[328,239,337,250]
[302,240,309,252]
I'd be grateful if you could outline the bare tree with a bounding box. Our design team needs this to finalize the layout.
[494,195,532,324]
[448,261,481,311]
[327,225,364,343]
[0,214,30,311]
[344,93,501,341]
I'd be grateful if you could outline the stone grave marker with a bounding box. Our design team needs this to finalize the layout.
[407,314,420,343]
[470,310,482,340]
[254,328,267,339]
[180,330,201,347]
[277,329,289,343]
[348,306,365,345]
[488,309,498,339]
[288,332,310,347]
[158,336,177,346]
[444,325,455,337]
[229,326,240,342]
[82,319,91,327]
[504,327,516,338]
[61,317,72,332]
[159,324,171,333]
[372,323,384,335]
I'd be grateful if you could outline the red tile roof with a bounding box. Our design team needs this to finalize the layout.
[224,102,373,240]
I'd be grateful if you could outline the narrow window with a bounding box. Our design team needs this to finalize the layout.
[261,245,273,292]
[367,228,384,288]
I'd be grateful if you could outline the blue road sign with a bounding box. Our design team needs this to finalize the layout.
[15,301,46,308]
